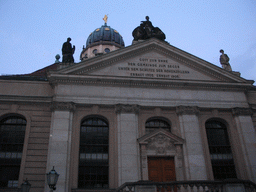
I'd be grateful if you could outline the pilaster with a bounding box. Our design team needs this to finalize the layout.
[45,102,75,192]
[232,107,256,182]
[176,106,207,180]
[115,104,140,186]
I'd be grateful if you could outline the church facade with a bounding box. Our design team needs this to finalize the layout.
[0,19,256,192]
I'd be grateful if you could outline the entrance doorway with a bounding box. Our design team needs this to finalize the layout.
[148,157,176,191]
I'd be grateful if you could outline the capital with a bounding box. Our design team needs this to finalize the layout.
[115,104,140,114]
[176,106,199,115]
[232,107,253,116]
[51,101,76,112]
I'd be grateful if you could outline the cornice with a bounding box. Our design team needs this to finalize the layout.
[47,74,252,91]
[0,95,52,103]
[153,46,231,82]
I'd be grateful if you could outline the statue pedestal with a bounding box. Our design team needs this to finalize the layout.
[132,40,145,45]
[232,71,241,77]
[58,62,75,69]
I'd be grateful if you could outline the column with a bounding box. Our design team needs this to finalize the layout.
[232,108,256,183]
[176,106,207,180]
[116,104,140,186]
[45,102,75,192]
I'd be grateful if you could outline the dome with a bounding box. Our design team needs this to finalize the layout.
[86,23,125,48]
[80,23,125,60]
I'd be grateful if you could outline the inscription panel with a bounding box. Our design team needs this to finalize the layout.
[90,53,216,81]
[120,57,189,79]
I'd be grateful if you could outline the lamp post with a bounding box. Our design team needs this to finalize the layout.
[20,179,31,192]
[46,166,59,192]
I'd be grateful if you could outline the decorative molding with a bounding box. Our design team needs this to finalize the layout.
[138,129,184,180]
[138,129,185,153]
[232,107,253,116]
[47,74,251,91]
[51,101,76,112]
[115,104,140,114]
[146,133,175,155]
[176,106,199,115]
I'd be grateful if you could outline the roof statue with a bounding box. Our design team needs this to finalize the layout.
[103,15,108,24]
[62,37,75,63]
[219,49,232,71]
[132,16,166,42]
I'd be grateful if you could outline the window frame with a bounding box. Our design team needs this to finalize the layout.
[205,119,237,180]
[78,116,109,189]
[145,117,171,134]
[0,115,27,188]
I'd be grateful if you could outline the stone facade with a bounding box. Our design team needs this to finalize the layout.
[0,38,255,192]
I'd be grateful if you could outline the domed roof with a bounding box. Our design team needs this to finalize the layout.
[86,23,125,48]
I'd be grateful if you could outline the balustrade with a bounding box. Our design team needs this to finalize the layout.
[115,180,256,192]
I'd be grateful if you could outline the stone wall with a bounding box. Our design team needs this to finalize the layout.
[0,104,51,192]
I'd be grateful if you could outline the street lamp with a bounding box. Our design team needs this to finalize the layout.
[46,166,59,191]
[20,179,31,192]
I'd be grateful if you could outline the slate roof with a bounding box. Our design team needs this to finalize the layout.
[0,63,58,81]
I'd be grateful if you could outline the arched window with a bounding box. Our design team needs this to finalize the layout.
[205,120,237,180]
[145,118,171,134]
[78,116,109,189]
[0,115,26,188]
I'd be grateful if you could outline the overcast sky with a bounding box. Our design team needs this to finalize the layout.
[0,0,255,82]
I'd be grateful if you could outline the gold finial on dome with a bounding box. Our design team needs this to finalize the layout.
[103,15,108,24]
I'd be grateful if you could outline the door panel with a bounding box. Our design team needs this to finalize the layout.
[148,157,176,182]
[148,157,176,192]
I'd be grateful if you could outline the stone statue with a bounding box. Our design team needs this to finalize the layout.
[142,16,154,38]
[132,24,145,41]
[219,49,232,71]
[62,37,75,63]
[132,16,166,41]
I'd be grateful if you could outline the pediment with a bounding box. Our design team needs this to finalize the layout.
[138,129,185,146]
[49,38,253,89]
[47,38,254,91]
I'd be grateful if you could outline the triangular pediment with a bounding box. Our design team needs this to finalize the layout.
[48,38,253,89]
[80,51,219,81]
[138,129,185,145]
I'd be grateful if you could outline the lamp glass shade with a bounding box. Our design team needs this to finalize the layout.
[21,180,31,192]
[46,167,59,186]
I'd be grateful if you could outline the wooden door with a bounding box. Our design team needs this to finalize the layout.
[148,157,176,191]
